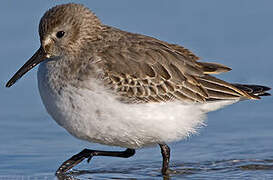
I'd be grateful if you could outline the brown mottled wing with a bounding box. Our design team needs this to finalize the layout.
[168,43,200,61]
[96,31,255,103]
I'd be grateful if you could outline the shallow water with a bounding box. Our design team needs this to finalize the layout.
[1,1,273,179]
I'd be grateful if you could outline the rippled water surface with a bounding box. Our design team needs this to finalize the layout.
[1,1,273,179]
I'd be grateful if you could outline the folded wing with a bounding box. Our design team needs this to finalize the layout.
[93,28,268,103]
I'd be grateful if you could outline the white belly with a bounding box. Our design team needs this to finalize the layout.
[37,62,237,149]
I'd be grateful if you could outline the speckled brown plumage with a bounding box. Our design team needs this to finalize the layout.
[8,3,268,103]
[83,26,258,103]
[35,3,267,104]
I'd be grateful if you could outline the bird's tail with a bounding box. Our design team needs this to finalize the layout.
[232,84,271,98]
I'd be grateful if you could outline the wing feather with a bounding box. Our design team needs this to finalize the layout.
[92,27,256,103]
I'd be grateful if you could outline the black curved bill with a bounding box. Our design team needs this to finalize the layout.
[6,47,47,88]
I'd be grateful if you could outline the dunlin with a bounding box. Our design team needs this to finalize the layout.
[6,3,270,176]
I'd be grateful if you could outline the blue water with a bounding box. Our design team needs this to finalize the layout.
[1,1,273,179]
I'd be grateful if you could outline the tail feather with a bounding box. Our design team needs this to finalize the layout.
[232,84,271,97]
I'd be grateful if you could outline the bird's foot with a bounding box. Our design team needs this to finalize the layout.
[55,149,91,176]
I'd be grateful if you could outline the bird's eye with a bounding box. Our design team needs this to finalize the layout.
[56,31,65,38]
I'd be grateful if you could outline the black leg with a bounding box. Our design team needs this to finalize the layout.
[159,144,170,175]
[55,148,135,175]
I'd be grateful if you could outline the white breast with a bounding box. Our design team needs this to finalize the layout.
[37,61,237,149]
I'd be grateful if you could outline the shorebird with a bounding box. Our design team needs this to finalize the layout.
[6,3,270,176]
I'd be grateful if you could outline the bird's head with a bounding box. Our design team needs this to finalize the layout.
[6,3,102,87]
